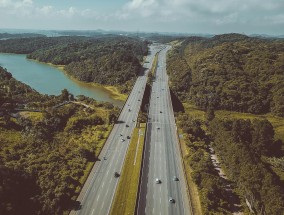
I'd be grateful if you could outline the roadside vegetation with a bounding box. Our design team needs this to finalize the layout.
[176,104,284,214]
[110,123,145,215]
[169,33,284,214]
[0,67,120,215]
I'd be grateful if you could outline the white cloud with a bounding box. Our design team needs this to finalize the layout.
[0,0,283,34]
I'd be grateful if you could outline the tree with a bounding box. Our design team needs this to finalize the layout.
[251,119,275,156]
[206,107,215,121]
[60,89,70,101]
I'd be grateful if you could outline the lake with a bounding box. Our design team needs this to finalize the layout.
[0,53,124,107]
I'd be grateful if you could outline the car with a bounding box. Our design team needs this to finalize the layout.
[156,127,160,129]
[173,176,179,181]
[132,119,135,122]
[138,99,141,101]
[128,109,131,112]
[121,138,125,142]
[126,124,129,127]
[120,133,123,136]
[103,157,106,160]
[114,172,120,178]
[157,96,159,98]
[127,136,130,139]
[160,111,162,113]
[169,198,175,203]
[155,178,161,184]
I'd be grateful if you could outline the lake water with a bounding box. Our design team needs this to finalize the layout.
[0,53,124,107]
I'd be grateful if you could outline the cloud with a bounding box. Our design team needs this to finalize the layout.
[0,0,283,34]
[121,0,284,25]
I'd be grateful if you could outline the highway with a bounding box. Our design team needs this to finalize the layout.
[137,45,191,215]
[70,44,162,215]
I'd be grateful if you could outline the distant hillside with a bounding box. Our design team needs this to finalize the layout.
[0,33,45,40]
[0,36,148,93]
[167,33,284,116]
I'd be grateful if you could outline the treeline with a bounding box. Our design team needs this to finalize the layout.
[0,67,120,215]
[0,33,45,40]
[209,118,284,214]
[0,36,149,93]
[167,33,284,116]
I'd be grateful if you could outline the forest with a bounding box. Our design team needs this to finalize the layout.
[167,33,284,116]
[0,66,120,215]
[170,33,284,214]
[209,118,284,214]
[177,107,284,214]
[0,36,149,93]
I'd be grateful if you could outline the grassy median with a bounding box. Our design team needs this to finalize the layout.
[110,123,146,215]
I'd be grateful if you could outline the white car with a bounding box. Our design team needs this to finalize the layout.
[173,176,179,181]
[121,138,125,142]
[169,198,175,203]
[155,178,161,184]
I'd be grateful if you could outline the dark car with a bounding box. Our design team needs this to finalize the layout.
[114,172,120,178]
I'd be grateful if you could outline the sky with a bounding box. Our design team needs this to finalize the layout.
[0,0,284,35]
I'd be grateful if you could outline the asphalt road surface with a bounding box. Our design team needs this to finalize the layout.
[137,45,191,215]
[70,44,162,215]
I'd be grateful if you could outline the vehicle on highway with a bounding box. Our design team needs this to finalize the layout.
[114,172,120,178]
[121,138,125,142]
[127,136,130,139]
[156,127,160,129]
[173,176,179,181]
[155,178,161,184]
[120,133,123,136]
[128,109,131,112]
[169,198,175,203]
[160,111,162,113]
[126,124,129,127]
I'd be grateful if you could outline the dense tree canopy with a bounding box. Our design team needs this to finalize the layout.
[167,34,284,116]
[209,118,284,214]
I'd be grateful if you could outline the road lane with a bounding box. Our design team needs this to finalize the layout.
[70,44,162,215]
[137,45,191,215]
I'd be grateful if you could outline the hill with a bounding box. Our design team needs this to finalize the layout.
[167,33,284,116]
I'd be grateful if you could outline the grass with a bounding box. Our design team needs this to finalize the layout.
[18,111,44,123]
[177,127,203,215]
[77,125,112,189]
[0,126,21,146]
[151,53,158,76]
[103,85,128,101]
[110,123,146,215]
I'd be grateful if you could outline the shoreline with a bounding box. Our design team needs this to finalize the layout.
[31,58,128,102]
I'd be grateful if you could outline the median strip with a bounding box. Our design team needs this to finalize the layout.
[110,123,146,215]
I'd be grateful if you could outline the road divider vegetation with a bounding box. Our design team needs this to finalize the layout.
[110,123,146,215]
